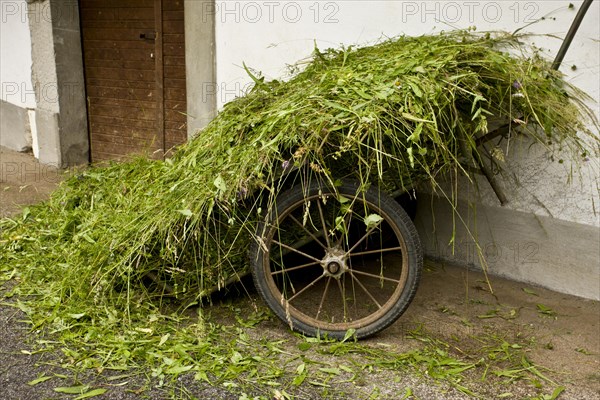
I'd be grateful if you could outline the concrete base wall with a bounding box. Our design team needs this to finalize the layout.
[415,194,600,300]
[34,108,61,166]
[0,100,31,152]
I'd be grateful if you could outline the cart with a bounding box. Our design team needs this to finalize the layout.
[247,0,594,340]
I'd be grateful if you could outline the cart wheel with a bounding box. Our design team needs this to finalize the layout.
[251,181,422,339]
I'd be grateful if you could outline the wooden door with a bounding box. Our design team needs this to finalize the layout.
[80,0,187,162]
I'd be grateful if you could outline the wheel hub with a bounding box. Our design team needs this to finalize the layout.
[327,261,341,274]
[321,248,347,278]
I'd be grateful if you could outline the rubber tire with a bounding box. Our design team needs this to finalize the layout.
[250,181,423,340]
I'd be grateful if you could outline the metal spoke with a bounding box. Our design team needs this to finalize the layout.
[270,260,321,276]
[349,272,383,309]
[345,221,383,255]
[289,214,327,249]
[276,235,323,259]
[316,199,332,248]
[315,277,332,320]
[336,278,348,323]
[287,274,325,303]
[350,269,401,283]
[349,246,404,257]
[272,239,321,263]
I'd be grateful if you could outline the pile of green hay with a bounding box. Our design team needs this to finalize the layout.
[0,31,596,339]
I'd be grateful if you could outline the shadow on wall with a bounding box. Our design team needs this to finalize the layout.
[415,193,600,301]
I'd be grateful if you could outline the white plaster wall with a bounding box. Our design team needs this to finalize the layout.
[0,0,35,109]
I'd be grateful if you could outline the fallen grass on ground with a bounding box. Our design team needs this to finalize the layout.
[0,29,598,398]
[5,293,569,399]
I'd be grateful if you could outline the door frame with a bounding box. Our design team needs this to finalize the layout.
[183,0,217,138]
[28,0,89,166]
[33,0,217,165]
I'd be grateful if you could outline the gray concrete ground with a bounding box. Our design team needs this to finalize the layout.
[1,146,599,399]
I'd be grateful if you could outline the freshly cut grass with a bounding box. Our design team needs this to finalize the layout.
[0,30,597,383]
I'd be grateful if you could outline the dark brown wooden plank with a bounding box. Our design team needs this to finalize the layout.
[81,0,154,9]
[163,10,184,21]
[91,115,157,130]
[80,5,155,22]
[90,142,160,160]
[163,78,186,88]
[84,48,155,62]
[88,97,157,110]
[164,87,185,101]
[83,28,156,41]
[91,132,158,146]
[163,43,184,56]
[163,20,184,34]
[89,104,157,120]
[164,56,185,66]
[164,100,185,109]
[80,8,118,21]
[165,121,186,130]
[165,139,185,149]
[165,109,186,122]
[163,65,185,79]
[87,86,156,101]
[162,0,184,12]
[82,39,155,50]
[80,19,155,29]
[92,140,156,151]
[85,67,155,81]
[163,33,183,43]
[84,58,155,70]
[89,123,156,138]
[87,79,155,90]
[165,129,186,140]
